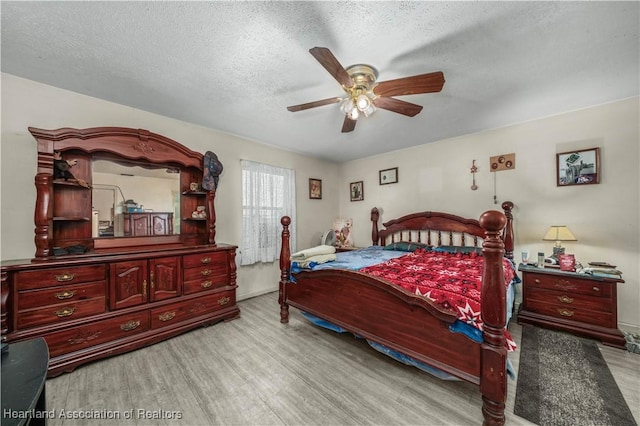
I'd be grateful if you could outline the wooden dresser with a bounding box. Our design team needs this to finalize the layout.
[517,264,625,348]
[2,245,238,377]
[1,127,239,376]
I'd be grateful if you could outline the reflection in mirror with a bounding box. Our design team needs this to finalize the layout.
[92,160,180,238]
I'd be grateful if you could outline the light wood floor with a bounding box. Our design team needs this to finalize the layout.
[46,291,640,425]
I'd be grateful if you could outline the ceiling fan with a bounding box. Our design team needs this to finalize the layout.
[287,47,445,133]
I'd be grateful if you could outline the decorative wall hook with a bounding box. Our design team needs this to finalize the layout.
[470,160,478,191]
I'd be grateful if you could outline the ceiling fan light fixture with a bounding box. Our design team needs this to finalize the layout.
[356,93,371,110]
[340,98,355,114]
[362,102,376,117]
[349,108,359,120]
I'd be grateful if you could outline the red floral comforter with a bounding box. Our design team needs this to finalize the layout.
[359,249,517,351]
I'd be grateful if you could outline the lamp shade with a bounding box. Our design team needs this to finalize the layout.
[543,226,577,243]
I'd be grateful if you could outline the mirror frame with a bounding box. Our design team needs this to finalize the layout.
[29,127,217,258]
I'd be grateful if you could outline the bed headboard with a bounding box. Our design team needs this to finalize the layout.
[371,201,514,259]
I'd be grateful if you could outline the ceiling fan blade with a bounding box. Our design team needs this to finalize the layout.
[373,97,423,117]
[373,71,445,97]
[287,97,341,112]
[309,47,354,88]
[341,115,357,133]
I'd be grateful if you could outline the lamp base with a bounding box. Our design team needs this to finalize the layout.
[550,246,565,260]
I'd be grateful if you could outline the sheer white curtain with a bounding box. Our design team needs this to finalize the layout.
[240,160,296,266]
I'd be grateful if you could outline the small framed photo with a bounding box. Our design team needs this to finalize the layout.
[309,178,322,199]
[379,167,398,185]
[350,181,364,202]
[556,148,600,186]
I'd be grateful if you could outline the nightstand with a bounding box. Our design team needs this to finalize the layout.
[517,264,626,348]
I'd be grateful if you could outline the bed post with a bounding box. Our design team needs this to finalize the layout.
[279,216,291,323]
[479,210,508,426]
[371,207,380,245]
[501,201,514,260]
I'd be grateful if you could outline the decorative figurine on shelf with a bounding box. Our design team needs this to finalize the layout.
[202,151,224,191]
[53,151,91,188]
[191,205,206,219]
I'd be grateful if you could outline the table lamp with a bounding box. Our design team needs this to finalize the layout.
[542,225,577,260]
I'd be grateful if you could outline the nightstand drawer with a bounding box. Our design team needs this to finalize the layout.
[527,288,611,313]
[526,272,611,297]
[525,298,612,327]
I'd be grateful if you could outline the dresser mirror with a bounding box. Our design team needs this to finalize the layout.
[92,159,180,238]
[29,127,214,258]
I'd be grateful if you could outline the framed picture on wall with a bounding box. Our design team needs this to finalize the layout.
[309,178,322,199]
[556,148,600,186]
[379,167,398,185]
[350,181,364,202]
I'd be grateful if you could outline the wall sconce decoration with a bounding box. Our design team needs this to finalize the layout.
[489,153,516,204]
[470,160,478,190]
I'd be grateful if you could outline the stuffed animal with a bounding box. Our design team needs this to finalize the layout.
[53,151,90,188]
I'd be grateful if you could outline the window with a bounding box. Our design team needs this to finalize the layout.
[240,160,296,266]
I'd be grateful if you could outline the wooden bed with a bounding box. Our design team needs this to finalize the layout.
[278,202,515,426]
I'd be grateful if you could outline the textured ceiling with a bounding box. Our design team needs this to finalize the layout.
[2,1,638,163]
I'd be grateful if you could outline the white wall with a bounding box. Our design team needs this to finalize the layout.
[0,73,340,300]
[338,97,640,331]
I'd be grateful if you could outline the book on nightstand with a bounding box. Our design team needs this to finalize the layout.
[583,262,623,279]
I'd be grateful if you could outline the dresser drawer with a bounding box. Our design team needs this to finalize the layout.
[150,291,236,329]
[525,298,613,327]
[16,264,106,290]
[183,275,229,295]
[183,263,228,282]
[18,281,106,310]
[526,272,611,297]
[526,287,612,313]
[44,312,150,358]
[17,297,106,329]
[183,251,227,269]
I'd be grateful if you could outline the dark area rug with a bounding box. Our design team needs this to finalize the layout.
[514,326,637,426]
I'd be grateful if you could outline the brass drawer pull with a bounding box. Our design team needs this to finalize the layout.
[218,296,230,306]
[55,290,77,300]
[201,257,211,264]
[158,312,176,322]
[201,269,212,276]
[55,307,76,317]
[120,320,141,331]
[201,280,213,289]
[592,286,600,292]
[534,279,541,284]
[557,308,574,317]
[55,273,75,282]
[557,295,574,304]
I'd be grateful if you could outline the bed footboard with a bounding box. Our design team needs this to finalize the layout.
[279,207,511,426]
